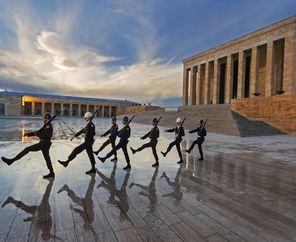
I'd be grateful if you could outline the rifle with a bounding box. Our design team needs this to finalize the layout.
[181,117,187,126]
[23,110,63,137]
[118,115,136,135]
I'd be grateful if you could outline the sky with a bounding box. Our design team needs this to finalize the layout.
[0,0,295,106]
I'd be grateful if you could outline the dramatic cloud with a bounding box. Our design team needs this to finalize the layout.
[0,0,182,103]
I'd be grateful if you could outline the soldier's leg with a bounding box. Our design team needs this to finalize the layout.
[198,140,204,160]
[161,140,176,157]
[151,142,159,166]
[15,143,43,161]
[85,143,96,173]
[132,142,151,153]
[111,140,117,160]
[58,143,86,167]
[186,140,198,153]
[99,142,122,163]
[122,143,131,169]
[176,142,183,163]
[41,143,54,176]
[95,139,111,154]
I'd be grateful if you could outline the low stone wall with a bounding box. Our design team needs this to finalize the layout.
[231,95,296,134]
[123,105,160,115]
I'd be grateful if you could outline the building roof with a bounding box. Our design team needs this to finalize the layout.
[0,91,139,105]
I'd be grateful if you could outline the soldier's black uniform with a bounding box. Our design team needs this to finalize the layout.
[131,126,160,166]
[58,121,96,173]
[1,122,54,178]
[99,125,131,170]
[186,125,207,160]
[161,126,185,163]
[94,123,118,160]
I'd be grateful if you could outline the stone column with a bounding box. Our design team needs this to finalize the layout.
[51,103,54,114]
[265,41,274,96]
[283,35,296,94]
[225,55,232,104]
[41,102,44,116]
[78,105,81,116]
[203,62,209,104]
[32,102,35,116]
[109,107,112,117]
[70,104,73,116]
[190,66,197,105]
[61,103,64,116]
[182,66,189,106]
[212,59,219,104]
[237,51,244,99]
[250,47,258,96]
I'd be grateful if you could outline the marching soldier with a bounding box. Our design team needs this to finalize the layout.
[94,117,118,161]
[1,112,55,179]
[130,117,160,167]
[98,116,131,170]
[185,119,207,160]
[161,117,185,164]
[58,112,96,174]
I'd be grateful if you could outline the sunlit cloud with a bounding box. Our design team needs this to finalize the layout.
[0,0,182,103]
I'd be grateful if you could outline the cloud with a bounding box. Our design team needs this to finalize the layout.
[0,0,182,103]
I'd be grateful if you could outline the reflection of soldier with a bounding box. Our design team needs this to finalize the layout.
[1,178,56,241]
[98,116,131,170]
[129,168,158,208]
[58,174,96,231]
[161,118,185,164]
[186,120,207,160]
[1,113,55,179]
[94,117,118,161]
[160,166,183,202]
[130,118,160,167]
[97,165,131,221]
[58,112,96,174]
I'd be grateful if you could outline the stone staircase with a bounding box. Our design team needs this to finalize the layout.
[130,104,285,137]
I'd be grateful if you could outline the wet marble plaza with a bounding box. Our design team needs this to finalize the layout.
[0,117,296,242]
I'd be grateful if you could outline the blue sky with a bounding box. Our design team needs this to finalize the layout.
[0,0,295,106]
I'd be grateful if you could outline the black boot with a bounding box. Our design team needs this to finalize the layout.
[58,160,69,167]
[93,150,99,156]
[130,147,137,154]
[185,149,191,153]
[98,156,106,163]
[110,157,117,162]
[2,157,14,166]
[199,157,204,161]
[43,172,55,179]
[85,167,96,174]
[161,151,166,157]
[152,161,159,167]
[177,160,183,164]
[123,164,131,170]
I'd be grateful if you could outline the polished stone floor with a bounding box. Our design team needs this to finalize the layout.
[0,117,296,242]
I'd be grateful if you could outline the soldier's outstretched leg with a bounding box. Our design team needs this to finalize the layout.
[122,144,131,170]
[85,144,96,174]
[41,143,55,178]
[176,142,183,164]
[185,140,198,154]
[94,139,110,155]
[2,143,43,166]
[98,143,122,163]
[58,143,86,167]
[161,140,176,157]
[130,142,151,154]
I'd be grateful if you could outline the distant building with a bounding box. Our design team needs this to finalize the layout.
[0,91,140,117]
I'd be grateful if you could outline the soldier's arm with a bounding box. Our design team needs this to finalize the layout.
[165,128,175,133]
[141,131,151,139]
[101,128,111,137]
[189,128,198,134]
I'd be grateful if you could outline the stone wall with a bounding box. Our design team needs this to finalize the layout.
[0,96,22,115]
[123,105,160,115]
[231,94,296,134]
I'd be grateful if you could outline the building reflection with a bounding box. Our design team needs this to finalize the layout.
[1,178,56,241]
[58,174,96,231]
[129,167,158,209]
[161,165,183,203]
[96,163,131,222]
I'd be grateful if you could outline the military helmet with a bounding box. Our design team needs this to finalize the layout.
[200,119,204,124]
[84,112,93,118]
[112,116,117,121]
[123,116,129,122]
[176,117,182,123]
[152,118,158,123]
[44,112,52,120]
